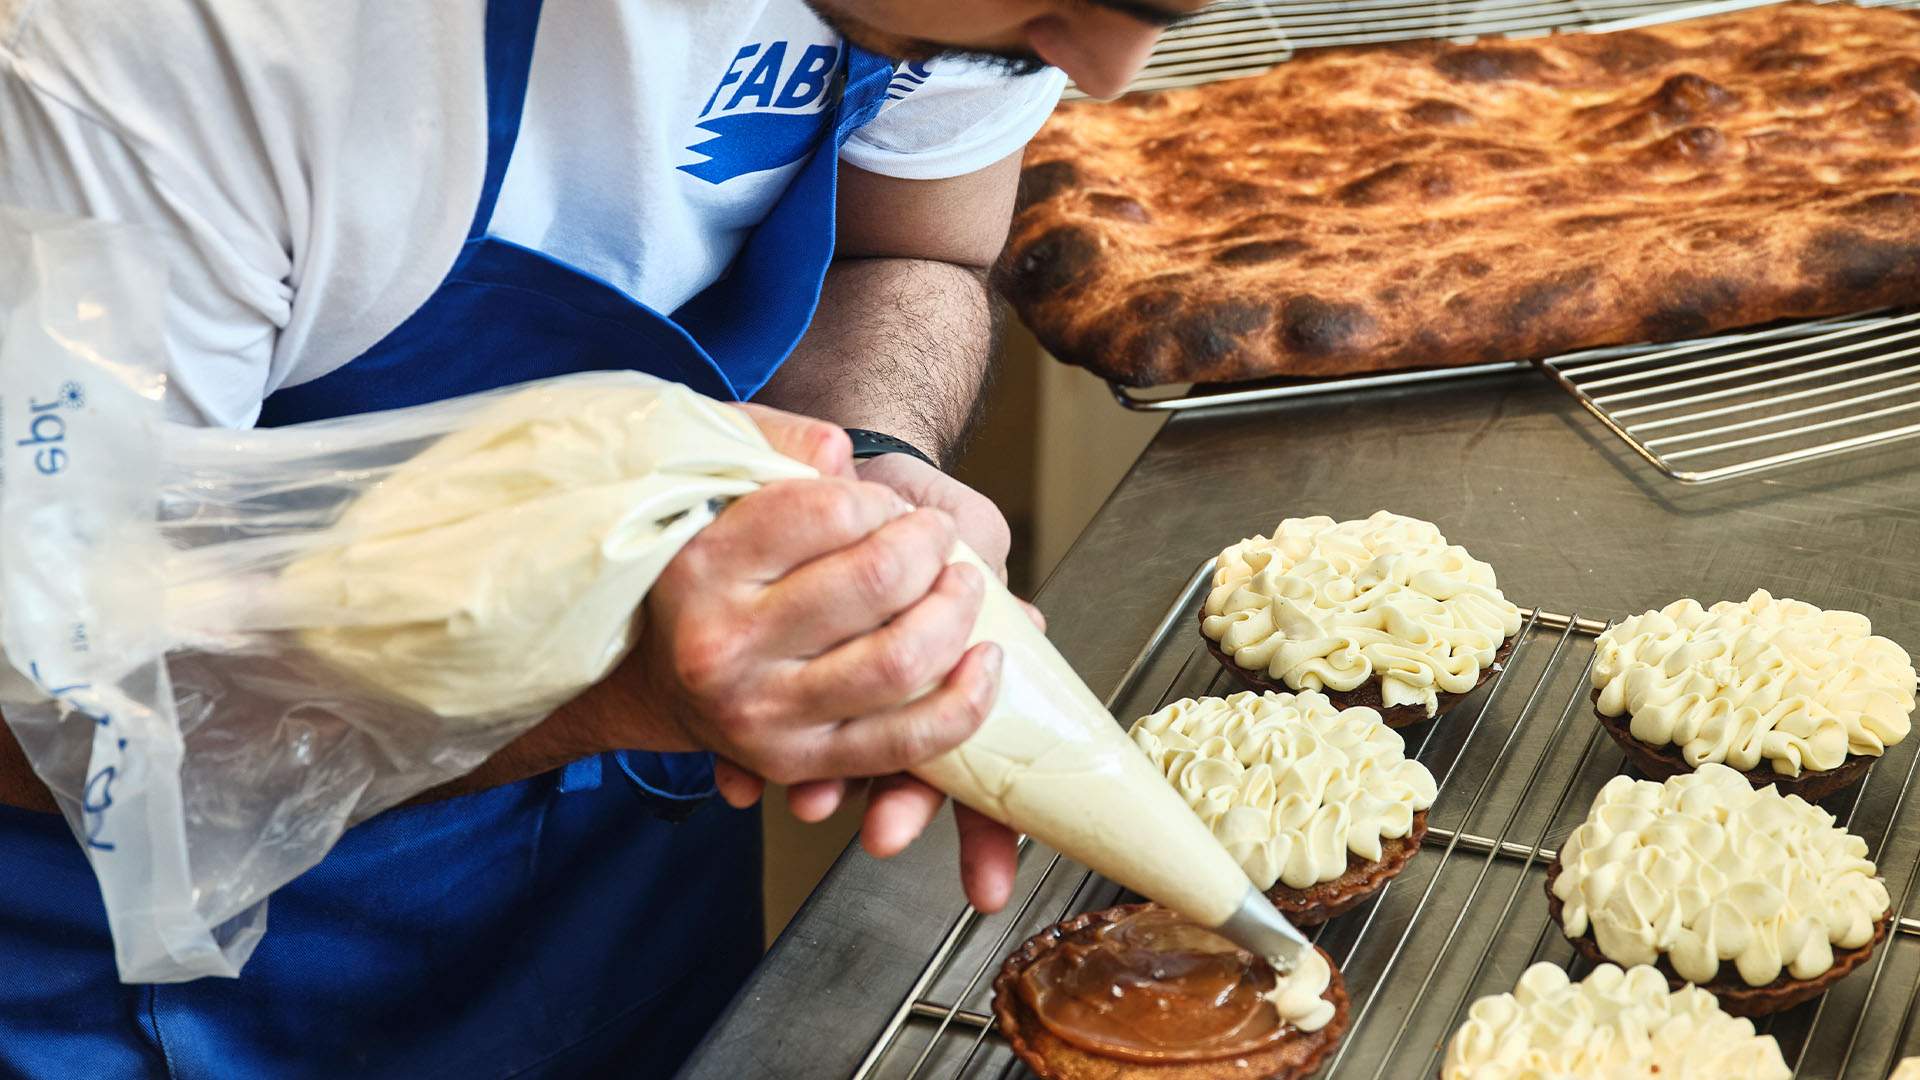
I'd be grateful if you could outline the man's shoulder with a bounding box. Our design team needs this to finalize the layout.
[0,0,491,427]
[5,2,480,110]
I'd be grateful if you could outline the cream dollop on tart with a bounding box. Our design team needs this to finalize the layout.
[1130,690,1436,923]
[1548,763,1891,1016]
[1591,590,1914,798]
[1200,511,1521,727]
[1443,963,1789,1079]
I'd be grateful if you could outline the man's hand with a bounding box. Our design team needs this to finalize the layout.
[768,451,1030,913]
[855,453,1011,580]
[689,414,1021,912]
[736,155,1034,912]
[637,406,998,783]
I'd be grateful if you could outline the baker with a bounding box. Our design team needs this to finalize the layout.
[0,0,1203,1076]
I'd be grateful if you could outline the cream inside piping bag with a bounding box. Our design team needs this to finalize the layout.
[240,376,1304,965]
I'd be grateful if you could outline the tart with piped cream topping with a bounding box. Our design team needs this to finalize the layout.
[1545,763,1892,1016]
[1200,512,1521,727]
[1591,590,1915,799]
[992,904,1348,1080]
[1130,690,1435,924]
[1441,962,1789,1079]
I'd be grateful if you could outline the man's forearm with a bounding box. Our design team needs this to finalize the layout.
[758,257,997,466]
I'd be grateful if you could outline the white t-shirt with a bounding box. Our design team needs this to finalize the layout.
[0,1,1065,426]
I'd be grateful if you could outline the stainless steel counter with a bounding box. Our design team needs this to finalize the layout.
[679,371,1920,1079]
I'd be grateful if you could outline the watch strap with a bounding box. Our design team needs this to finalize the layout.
[844,427,938,469]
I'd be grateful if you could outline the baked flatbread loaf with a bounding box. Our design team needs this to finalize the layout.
[995,3,1920,386]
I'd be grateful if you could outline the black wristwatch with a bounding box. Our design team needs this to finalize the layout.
[845,427,938,470]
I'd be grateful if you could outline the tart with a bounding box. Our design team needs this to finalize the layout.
[1545,764,1892,1017]
[992,904,1348,1080]
[1592,590,1915,800]
[1199,512,1521,727]
[1130,690,1435,924]
[1441,962,1790,1079]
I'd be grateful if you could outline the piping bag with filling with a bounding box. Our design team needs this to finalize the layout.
[1,244,1305,979]
[912,545,1314,972]
[256,380,1313,972]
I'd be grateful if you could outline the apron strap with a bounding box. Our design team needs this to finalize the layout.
[669,45,899,400]
[471,0,546,242]
[837,47,897,142]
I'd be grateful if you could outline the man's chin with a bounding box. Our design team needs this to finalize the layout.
[801,0,1052,75]
[801,0,935,61]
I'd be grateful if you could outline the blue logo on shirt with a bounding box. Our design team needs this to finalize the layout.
[886,61,932,102]
[681,42,842,184]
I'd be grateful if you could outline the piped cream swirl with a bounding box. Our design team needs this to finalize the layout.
[1552,764,1889,986]
[1201,512,1521,718]
[1593,590,1915,776]
[1266,947,1336,1032]
[1130,690,1436,890]
[1442,963,1790,1079]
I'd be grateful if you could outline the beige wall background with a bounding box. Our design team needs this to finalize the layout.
[761,326,1166,942]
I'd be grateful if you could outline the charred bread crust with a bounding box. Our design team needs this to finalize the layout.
[996,3,1920,387]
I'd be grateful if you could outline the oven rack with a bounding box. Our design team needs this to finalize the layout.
[1075,0,1920,484]
[1537,310,1920,483]
[1074,0,1920,100]
[851,562,1920,1079]
[1065,0,1783,101]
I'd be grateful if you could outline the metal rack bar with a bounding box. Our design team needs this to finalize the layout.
[1540,316,1920,483]
[1640,372,1920,443]
[1664,397,1920,462]
[907,1003,993,1030]
[1881,847,1920,1071]
[1104,318,1883,415]
[1371,631,1598,1080]
[1571,315,1920,397]
[1063,0,1782,99]
[851,905,983,1080]
[1648,376,1920,447]
[1805,741,1920,1080]
[1542,312,1891,380]
[898,844,1057,1080]
[1319,610,1558,1077]
[1597,335,1920,412]
[1415,721,1612,1078]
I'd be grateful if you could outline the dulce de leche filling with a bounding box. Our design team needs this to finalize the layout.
[1017,907,1290,1062]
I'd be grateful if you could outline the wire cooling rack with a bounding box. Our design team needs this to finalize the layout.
[1060,0,1807,100]
[850,563,1920,1079]
[1072,0,1920,484]
[1538,311,1920,483]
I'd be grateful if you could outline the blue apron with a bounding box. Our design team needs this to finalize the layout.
[0,1,894,1076]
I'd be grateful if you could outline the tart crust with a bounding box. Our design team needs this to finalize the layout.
[1592,691,1876,801]
[1267,810,1428,926]
[1200,615,1517,728]
[1543,857,1890,1017]
[992,904,1350,1080]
